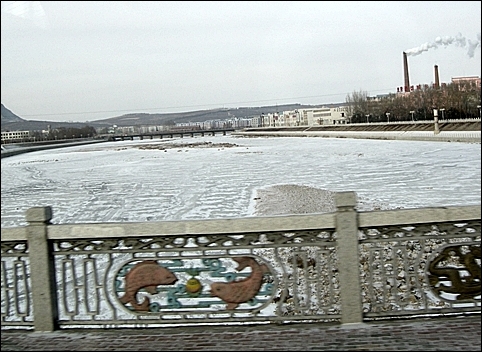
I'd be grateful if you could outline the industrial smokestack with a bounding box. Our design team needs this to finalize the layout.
[403,52,410,93]
[434,65,440,89]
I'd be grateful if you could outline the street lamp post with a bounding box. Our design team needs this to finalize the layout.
[410,110,415,122]
[433,108,440,134]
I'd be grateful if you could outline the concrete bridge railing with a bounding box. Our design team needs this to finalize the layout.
[232,130,481,143]
[1,192,480,332]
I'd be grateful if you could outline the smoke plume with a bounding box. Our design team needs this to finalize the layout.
[1,1,48,29]
[405,33,481,58]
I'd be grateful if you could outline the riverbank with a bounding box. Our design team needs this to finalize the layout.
[233,120,481,143]
[233,129,481,143]
[0,139,107,158]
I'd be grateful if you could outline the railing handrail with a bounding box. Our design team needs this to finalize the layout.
[2,204,479,241]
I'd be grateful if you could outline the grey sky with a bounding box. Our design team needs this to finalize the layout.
[1,1,481,122]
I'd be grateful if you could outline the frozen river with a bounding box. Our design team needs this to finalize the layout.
[1,135,480,228]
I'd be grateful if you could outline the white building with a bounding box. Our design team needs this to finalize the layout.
[250,107,350,127]
[297,107,349,126]
[1,130,31,143]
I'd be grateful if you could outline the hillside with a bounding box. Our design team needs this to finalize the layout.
[1,103,335,131]
[1,104,24,123]
[89,103,332,126]
[1,103,112,132]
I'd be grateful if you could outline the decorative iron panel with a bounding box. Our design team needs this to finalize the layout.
[359,220,481,319]
[52,230,340,327]
[1,241,34,327]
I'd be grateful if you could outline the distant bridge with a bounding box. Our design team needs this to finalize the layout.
[106,128,236,141]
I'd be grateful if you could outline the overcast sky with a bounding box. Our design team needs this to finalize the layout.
[1,1,481,122]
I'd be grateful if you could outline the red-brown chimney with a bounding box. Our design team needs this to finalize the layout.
[403,52,410,93]
[434,65,440,89]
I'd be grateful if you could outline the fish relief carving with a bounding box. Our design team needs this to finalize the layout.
[118,260,178,311]
[428,245,481,301]
[210,256,270,310]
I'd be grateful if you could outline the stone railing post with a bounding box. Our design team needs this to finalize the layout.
[26,206,58,332]
[335,191,363,325]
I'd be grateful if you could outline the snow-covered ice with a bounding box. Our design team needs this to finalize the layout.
[1,135,480,228]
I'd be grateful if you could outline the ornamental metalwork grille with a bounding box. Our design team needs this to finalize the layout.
[1,241,31,327]
[49,229,339,328]
[359,220,480,319]
[2,205,480,330]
